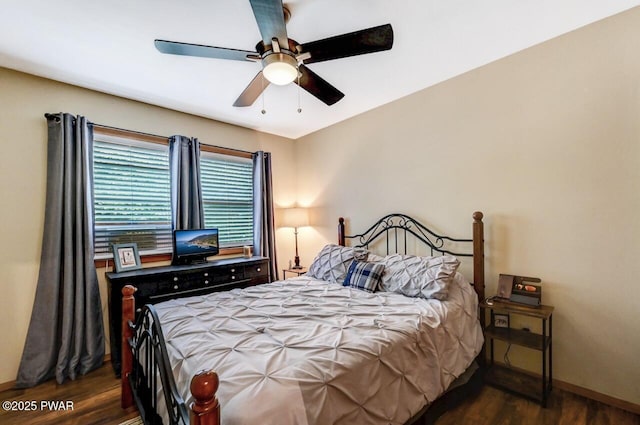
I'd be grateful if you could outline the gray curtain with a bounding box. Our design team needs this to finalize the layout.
[169,135,204,230]
[252,151,278,281]
[16,113,104,388]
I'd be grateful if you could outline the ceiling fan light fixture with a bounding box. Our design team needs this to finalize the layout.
[262,53,298,85]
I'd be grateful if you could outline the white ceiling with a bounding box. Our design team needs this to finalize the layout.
[1,1,638,139]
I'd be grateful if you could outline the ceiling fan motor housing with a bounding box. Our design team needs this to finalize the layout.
[257,37,301,85]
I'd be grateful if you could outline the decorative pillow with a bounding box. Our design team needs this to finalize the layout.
[307,244,368,283]
[342,260,385,293]
[380,254,460,300]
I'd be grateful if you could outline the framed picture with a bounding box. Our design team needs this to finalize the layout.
[112,243,142,273]
[494,313,510,329]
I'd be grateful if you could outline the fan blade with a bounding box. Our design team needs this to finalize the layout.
[155,39,257,62]
[295,65,344,106]
[233,71,269,107]
[249,0,288,49]
[299,24,393,64]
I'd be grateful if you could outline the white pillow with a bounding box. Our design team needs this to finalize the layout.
[307,244,368,283]
[380,254,460,300]
[365,252,386,263]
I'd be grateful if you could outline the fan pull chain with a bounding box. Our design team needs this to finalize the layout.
[297,71,302,114]
[261,72,266,114]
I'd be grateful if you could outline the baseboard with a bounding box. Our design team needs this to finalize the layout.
[0,353,113,393]
[0,379,15,392]
[490,361,640,415]
[553,379,640,415]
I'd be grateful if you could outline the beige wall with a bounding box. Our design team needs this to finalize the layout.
[296,8,640,405]
[0,67,296,384]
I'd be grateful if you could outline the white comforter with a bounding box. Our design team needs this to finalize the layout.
[153,274,483,425]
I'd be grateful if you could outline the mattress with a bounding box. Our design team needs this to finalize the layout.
[153,273,484,425]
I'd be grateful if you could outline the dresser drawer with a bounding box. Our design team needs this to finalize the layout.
[135,280,161,299]
[245,261,269,284]
[211,265,245,284]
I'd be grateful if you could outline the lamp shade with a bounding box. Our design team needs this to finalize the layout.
[281,207,309,228]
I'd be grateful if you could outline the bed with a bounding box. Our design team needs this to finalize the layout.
[120,212,486,425]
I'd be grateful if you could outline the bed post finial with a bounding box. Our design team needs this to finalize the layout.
[338,217,346,246]
[121,285,136,409]
[472,211,485,302]
[190,370,221,425]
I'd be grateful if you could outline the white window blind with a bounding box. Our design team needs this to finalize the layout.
[93,135,172,258]
[200,151,254,247]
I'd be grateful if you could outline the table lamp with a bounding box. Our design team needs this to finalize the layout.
[281,207,309,269]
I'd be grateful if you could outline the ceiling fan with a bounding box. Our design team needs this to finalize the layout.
[154,0,394,107]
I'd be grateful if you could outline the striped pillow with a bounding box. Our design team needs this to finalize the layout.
[342,260,385,293]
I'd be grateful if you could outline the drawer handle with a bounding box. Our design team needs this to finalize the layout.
[256,267,261,272]
[204,280,209,284]
[204,272,209,277]
[231,276,236,280]
[173,284,179,290]
[173,277,179,282]
[231,268,235,273]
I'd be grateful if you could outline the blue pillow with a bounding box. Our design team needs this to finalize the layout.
[343,260,385,293]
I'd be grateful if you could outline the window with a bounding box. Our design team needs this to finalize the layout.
[93,133,172,258]
[92,129,255,259]
[200,151,254,247]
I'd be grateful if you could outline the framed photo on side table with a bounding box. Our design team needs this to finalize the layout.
[494,313,510,328]
[112,243,142,273]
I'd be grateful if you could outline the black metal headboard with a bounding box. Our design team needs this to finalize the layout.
[338,212,485,301]
[338,213,472,257]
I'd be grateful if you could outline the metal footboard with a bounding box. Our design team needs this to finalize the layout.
[127,304,190,425]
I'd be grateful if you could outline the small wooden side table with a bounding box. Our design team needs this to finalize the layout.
[282,267,307,279]
[480,299,554,407]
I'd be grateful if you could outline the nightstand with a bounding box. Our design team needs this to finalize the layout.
[282,267,307,279]
[480,299,554,407]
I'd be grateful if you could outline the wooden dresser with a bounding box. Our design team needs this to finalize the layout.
[106,256,270,376]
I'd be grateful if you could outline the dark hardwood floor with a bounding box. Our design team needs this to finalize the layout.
[0,363,137,425]
[0,362,638,424]
[435,384,640,425]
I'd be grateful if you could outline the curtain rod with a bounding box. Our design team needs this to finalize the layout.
[44,114,257,157]
[92,122,255,156]
[92,122,168,140]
